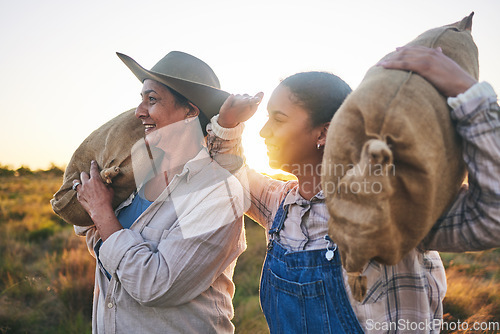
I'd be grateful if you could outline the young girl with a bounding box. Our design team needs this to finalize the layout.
[208,46,500,333]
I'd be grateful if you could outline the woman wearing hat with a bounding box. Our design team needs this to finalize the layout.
[72,51,246,333]
[208,46,500,333]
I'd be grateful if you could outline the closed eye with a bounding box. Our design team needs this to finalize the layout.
[272,114,287,123]
[268,111,288,123]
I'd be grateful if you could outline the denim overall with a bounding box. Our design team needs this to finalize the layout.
[260,196,364,334]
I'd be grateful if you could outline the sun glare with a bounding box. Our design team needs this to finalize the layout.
[240,108,297,180]
[241,112,273,174]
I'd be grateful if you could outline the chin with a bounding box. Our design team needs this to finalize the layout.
[145,132,161,148]
[268,158,284,171]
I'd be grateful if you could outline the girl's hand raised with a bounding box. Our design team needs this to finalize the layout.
[218,92,264,128]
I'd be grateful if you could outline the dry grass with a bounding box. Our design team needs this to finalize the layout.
[0,172,498,333]
[441,250,500,333]
[0,174,93,334]
[233,219,268,333]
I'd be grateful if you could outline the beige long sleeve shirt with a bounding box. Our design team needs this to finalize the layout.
[76,148,246,333]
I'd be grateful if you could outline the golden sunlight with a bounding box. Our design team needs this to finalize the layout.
[241,111,296,181]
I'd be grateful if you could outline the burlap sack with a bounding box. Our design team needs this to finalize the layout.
[322,13,477,301]
[51,109,144,226]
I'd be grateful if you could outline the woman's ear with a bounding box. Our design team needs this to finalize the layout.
[186,102,200,118]
[317,122,330,147]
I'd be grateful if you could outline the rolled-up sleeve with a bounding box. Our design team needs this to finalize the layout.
[421,82,500,251]
[74,224,100,258]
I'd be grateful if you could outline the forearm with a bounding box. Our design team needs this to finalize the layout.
[421,82,500,251]
[206,115,246,173]
[89,204,122,241]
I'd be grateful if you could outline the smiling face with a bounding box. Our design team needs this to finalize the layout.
[260,84,324,174]
[135,79,190,146]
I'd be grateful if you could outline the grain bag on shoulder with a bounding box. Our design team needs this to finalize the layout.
[322,14,477,301]
[51,109,144,226]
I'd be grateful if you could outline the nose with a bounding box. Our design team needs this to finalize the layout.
[259,119,272,139]
[135,99,148,119]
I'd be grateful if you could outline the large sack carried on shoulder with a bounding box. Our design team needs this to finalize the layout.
[322,13,477,301]
[51,109,144,226]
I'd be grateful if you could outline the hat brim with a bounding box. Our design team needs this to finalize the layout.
[117,52,230,120]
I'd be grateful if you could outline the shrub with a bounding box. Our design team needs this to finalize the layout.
[15,166,34,176]
[0,165,14,177]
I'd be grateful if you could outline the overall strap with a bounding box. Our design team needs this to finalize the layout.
[268,191,291,241]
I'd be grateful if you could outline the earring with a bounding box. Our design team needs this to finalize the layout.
[317,143,321,150]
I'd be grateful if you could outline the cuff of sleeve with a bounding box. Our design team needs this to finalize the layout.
[210,115,245,140]
[99,229,143,275]
[74,225,94,236]
[447,82,497,110]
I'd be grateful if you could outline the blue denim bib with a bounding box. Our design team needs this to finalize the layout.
[259,195,364,333]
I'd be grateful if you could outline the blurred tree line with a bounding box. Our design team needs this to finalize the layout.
[0,163,64,177]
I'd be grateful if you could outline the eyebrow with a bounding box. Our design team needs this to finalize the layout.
[269,110,289,118]
[140,89,157,97]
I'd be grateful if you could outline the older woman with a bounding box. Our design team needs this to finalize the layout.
[208,46,500,333]
[73,51,246,333]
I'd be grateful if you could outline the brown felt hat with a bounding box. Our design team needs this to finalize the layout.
[117,51,230,120]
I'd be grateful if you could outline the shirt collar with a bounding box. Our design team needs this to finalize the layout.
[183,147,212,183]
[283,185,325,206]
[134,146,212,195]
[151,147,212,183]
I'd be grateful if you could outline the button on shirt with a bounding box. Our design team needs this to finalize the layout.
[275,189,330,251]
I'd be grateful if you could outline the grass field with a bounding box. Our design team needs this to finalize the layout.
[0,170,498,333]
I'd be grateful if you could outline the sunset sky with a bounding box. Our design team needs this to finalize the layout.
[1,0,499,174]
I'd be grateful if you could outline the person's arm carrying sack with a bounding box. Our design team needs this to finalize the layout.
[379,45,500,251]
